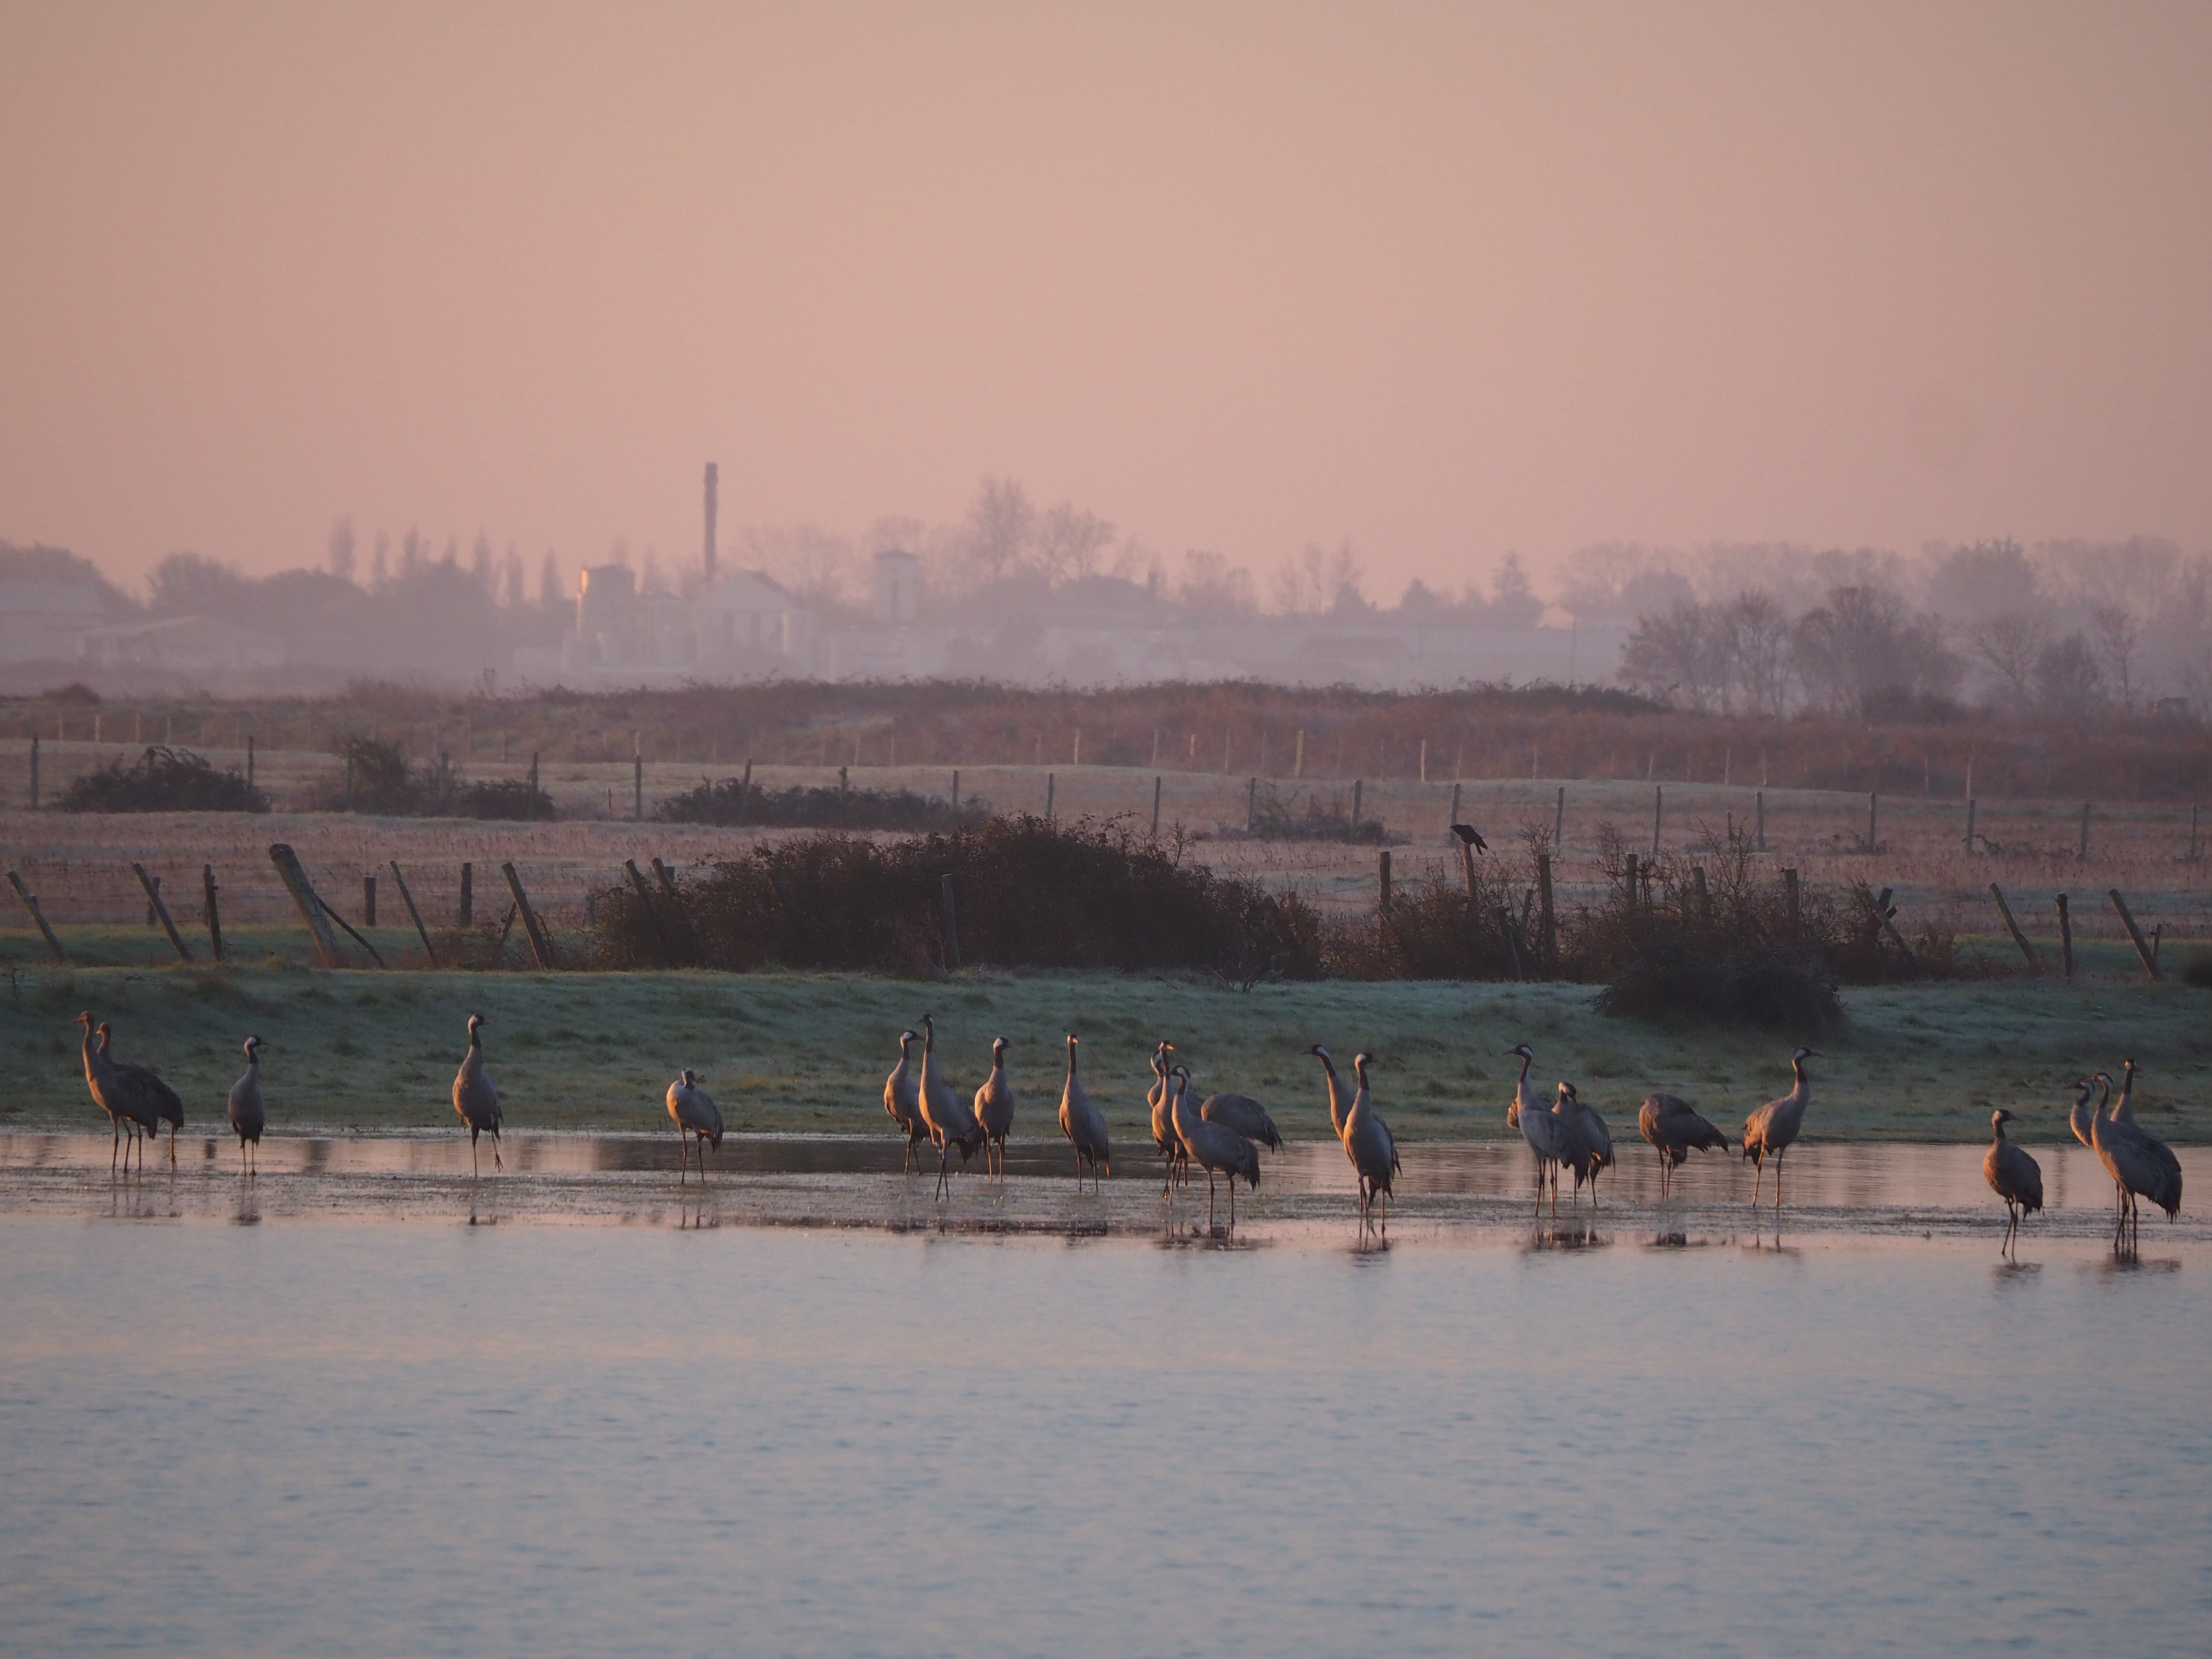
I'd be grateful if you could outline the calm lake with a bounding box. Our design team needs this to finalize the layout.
[2,1157,2206,1657]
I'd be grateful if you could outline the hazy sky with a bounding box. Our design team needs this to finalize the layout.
[4,1,2209,601]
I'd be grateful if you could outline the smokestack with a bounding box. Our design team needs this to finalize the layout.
[703,461,719,579]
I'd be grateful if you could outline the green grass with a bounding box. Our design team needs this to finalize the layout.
[4,962,2206,1145]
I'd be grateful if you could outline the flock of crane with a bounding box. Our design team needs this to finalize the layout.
[71,1006,2183,1249]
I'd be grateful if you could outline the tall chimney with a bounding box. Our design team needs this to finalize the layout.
[703,461,719,579]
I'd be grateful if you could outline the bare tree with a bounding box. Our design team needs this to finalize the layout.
[2093,604,2146,713]
[963,476,1036,586]
[1272,541,1364,614]
[2034,632,2105,719]
[1718,590,1792,714]
[1792,586,1959,716]
[470,531,495,594]
[1619,600,1723,709]
[1177,550,1257,616]
[1966,610,2050,709]
[1034,503,1116,585]
[327,516,357,584]
[500,544,525,608]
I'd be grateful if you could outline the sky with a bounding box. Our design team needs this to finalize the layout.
[3,1,2210,602]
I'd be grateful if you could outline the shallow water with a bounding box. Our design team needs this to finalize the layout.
[2,1205,2207,1656]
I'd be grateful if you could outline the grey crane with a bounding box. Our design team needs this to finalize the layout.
[1058,1033,1112,1191]
[453,1011,504,1175]
[917,1012,985,1200]
[2089,1069,2182,1246]
[1308,1044,1354,1142]
[884,1028,928,1174]
[2111,1058,2140,1126]
[974,1036,1016,1181]
[97,1019,183,1169]
[79,1011,160,1173]
[1637,1092,1732,1195]
[667,1068,723,1183]
[1981,1109,2043,1254]
[1199,1082,1282,1153]
[1506,1043,1540,1131]
[1148,1042,1183,1193]
[1343,1051,1400,1229]
[1167,1066,1258,1226]
[1554,1082,1613,1205]
[1507,1051,1576,1214]
[1741,1046,1815,1209]
[227,1036,267,1175]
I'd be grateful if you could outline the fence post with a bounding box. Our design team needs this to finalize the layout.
[950,769,960,814]
[634,738,644,822]
[624,860,676,966]
[2055,892,2073,978]
[1418,737,1427,783]
[1245,775,1255,833]
[1046,772,1056,824]
[529,750,541,797]
[1554,785,1564,848]
[363,874,377,929]
[1294,729,1305,777]
[1691,865,1711,928]
[1651,785,1662,854]
[1964,798,1977,854]
[132,863,193,962]
[939,873,962,969]
[1868,884,1919,974]
[1536,851,1557,971]
[2079,802,2091,861]
[1755,789,1766,852]
[1351,779,1363,832]
[7,871,66,962]
[203,865,224,962]
[246,734,255,792]
[1151,775,1162,838]
[389,861,438,966]
[503,861,557,969]
[269,844,346,967]
[28,734,38,810]
[1448,781,1461,835]
[1987,883,2038,970]
[2107,889,2163,982]
[1866,793,1879,853]
[736,759,752,825]
[459,862,473,928]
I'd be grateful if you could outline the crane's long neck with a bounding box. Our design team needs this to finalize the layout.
[1066,1043,1079,1082]
[81,1024,102,1085]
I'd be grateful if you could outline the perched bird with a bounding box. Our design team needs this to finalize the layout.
[1342,1051,1400,1228]
[1449,824,1490,855]
[1741,1046,1816,1210]
[1637,1092,1732,1195]
[1199,1085,1283,1153]
[1982,1108,2043,1254]
[227,1036,267,1175]
[917,1012,985,1200]
[666,1068,723,1183]
[884,1028,928,1175]
[78,1011,159,1174]
[1554,1082,1613,1205]
[97,1020,183,1169]
[974,1036,1016,1180]
[1309,1044,1354,1142]
[1167,1067,1258,1226]
[452,1011,504,1176]
[1058,1034,1112,1191]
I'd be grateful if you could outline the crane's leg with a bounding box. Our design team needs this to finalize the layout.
[1207,1168,1217,1226]
[470,1127,480,1178]
[1750,1155,1763,1206]
[493,1129,504,1173]
[1774,1152,1784,1211]
[111,1120,120,1174]
[168,1125,177,1169]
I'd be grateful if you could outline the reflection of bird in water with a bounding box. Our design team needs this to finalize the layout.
[1554,1082,1613,1204]
[97,1019,184,1168]
[79,1011,159,1174]
[1982,1108,2042,1254]
[453,1011,504,1175]
[917,1013,984,1200]
[1741,1047,1815,1209]
[883,1029,927,1175]
[1343,1051,1400,1230]
[667,1068,723,1183]
[973,1036,1015,1181]
[228,1035,267,1175]
[1058,1034,1111,1192]
[2089,1070,2182,1247]
[1637,1092,1732,1195]
[1167,1067,1257,1226]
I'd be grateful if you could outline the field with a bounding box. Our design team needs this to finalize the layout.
[7,962,2208,1146]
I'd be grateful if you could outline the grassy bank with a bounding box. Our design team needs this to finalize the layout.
[4,963,2206,1146]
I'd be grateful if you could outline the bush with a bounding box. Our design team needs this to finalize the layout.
[2182,952,2212,990]
[1227,782,1391,843]
[318,734,554,819]
[59,746,268,813]
[594,815,1322,981]
[1597,938,1842,1030]
[655,774,988,831]
[455,779,557,821]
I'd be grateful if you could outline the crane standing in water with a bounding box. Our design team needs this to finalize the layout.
[1981,1108,2042,1255]
[453,1012,504,1176]
[667,1068,723,1184]
[1742,1047,1815,1210]
[228,1036,267,1175]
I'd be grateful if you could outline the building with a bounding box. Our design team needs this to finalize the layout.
[0,579,105,663]
[77,614,289,672]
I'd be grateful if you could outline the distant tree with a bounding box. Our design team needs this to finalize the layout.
[0,540,141,615]
[1716,590,1793,714]
[1925,538,2035,621]
[1966,611,2049,709]
[1619,600,1724,710]
[1272,541,1364,614]
[2034,632,2105,719]
[963,476,1036,585]
[500,544,525,607]
[470,531,494,593]
[400,528,423,578]
[1035,503,1116,586]
[147,552,252,617]
[1791,586,1959,717]
[372,531,390,585]
[1177,550,1257,617]
[538,549,561,605]
[1489,553,1543,628]
[2093,604,2146,713]
[327,515,357,584]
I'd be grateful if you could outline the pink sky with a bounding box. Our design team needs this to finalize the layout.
[4,1,2209,601]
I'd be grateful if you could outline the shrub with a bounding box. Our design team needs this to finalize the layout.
[59,746,268,813]
[594,815,1322,981]
[318,734,553,819]
[1597,938,1842,1030]
[2182,952,2212,990]
[455,779,557,821]
[1226,782,1391,843]
[655,774,988,831]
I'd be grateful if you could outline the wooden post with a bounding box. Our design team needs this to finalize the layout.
[1651,785,1663,854]
[28,734,38,810]
[1691,865,1711,929]
[1535,851,1557,970]
[950,769,960,814]
[2079,801,2091,861]
[316,896,386,967]
[1869,884,1919,974]
[1448,781,1461,835]
[363,874,378,928]
[2107,889,2163,982]
[7,871,65,962]
[268,844,346,967]
[144,872,160,928]
[1782,867,1800,937]
[246,734,255,791]
[1755,790,1766,852]
[503,861,557,969]
[1046,772,1057,824]
[1964,798,1976,854]
[1245,776,1256,833]
[389,861,438,965]
[2055,892,2073,979]
[132,863,193,962]
[736,758,753,824]
[1987,883,2038,970]
[459,861,473,927]
[1418,737,1427,783]
[634,740,644,821]
[1151,775,1162,837]
[939,873,962,969]
[1351,779,1363,832]
[625,860,676,966]
[1866,793,1879,853]
[1553,785,1565,849]
[1495,905,1527,981]
[1294,729,1305,777]
[203,865,224,962]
